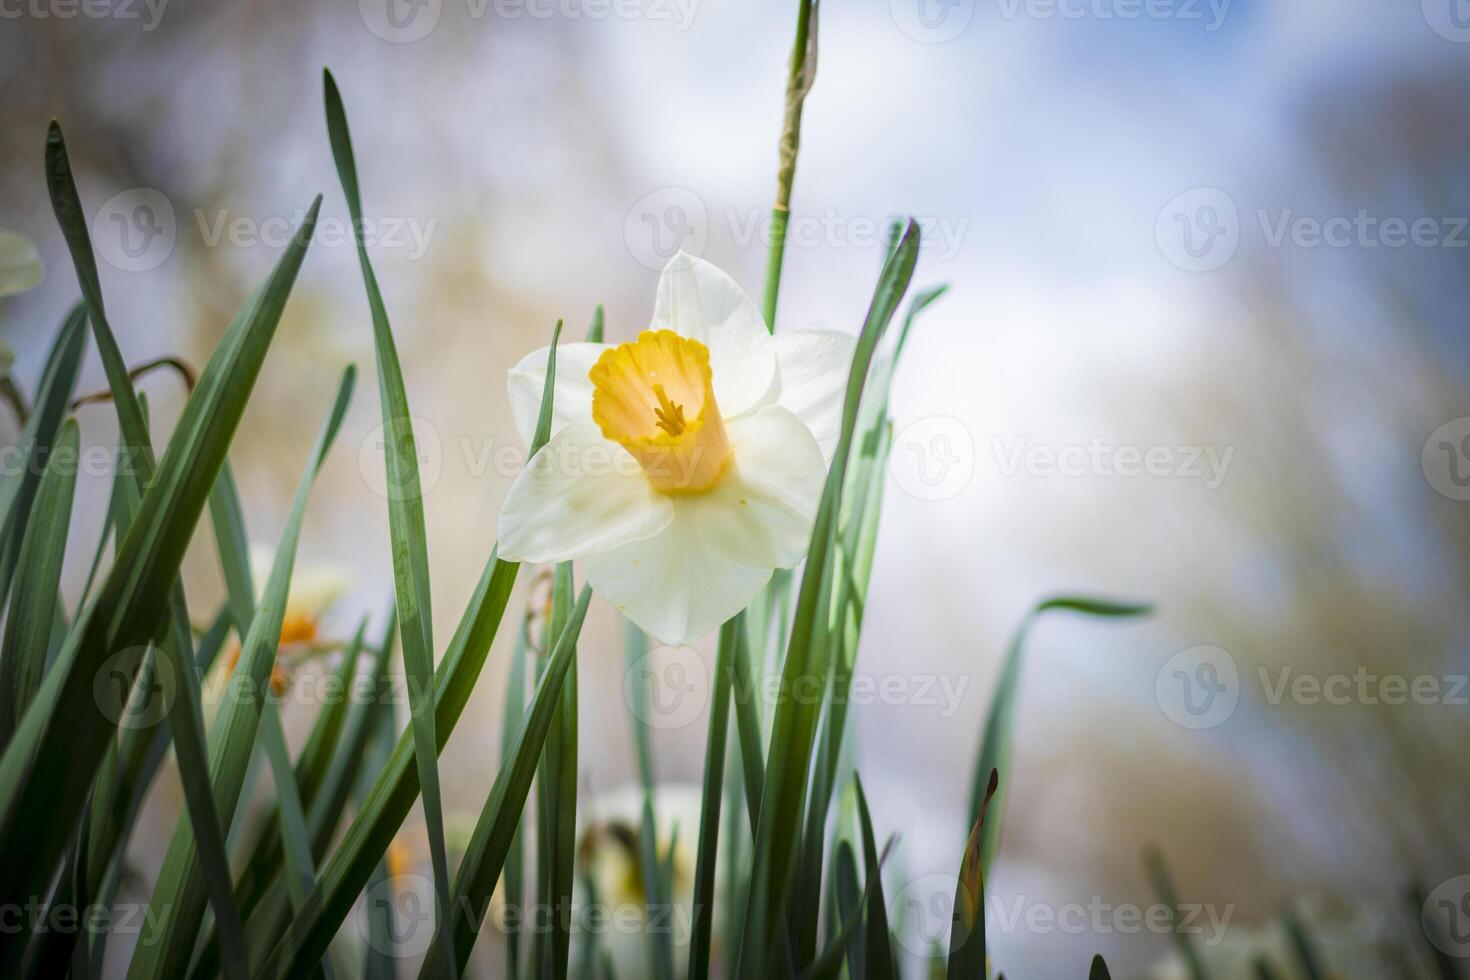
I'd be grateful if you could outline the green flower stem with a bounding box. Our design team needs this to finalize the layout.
[760,0,818,331]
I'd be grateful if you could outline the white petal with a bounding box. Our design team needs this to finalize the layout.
[583,518,772,646]
[709,405,828,568]
[582,406,826,645]
[506,342,610,446]
[772,329,856,463]
[0,229,44,299]
[497,420,673,564]
[652,251,776,417]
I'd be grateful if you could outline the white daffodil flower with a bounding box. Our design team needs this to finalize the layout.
[497,251,855,644]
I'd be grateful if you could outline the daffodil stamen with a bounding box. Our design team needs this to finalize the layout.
[652,384,687,436]
[590,330,732,494]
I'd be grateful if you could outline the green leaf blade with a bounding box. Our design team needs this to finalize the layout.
[0,416,79,745]
[321,72,453,976]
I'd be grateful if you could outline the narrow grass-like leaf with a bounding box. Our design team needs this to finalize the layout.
[970,596,1153,877]
[576,865,602,980]
[532,332,567,980]
[128,367,353,980]
[640,795,677,980]
[738,221,921,978]
[0,302,86,610]
[360,688,401,980]
[0,416,78,743]
[625,610,676,978]
[1281,903,1325,980]
[226,626,368,916]
[68,608,231,979]
[947,769,997,980]
[722,724,750,974]
[833,841,863,980]
[854,776,895,980]
[307,609,398,860]
[75,392,138,611]
[540,561,579,979]
[501,618,531,980]
[209,461,257,631]
[1143,846,1208,980]
[760,0,819,329]
[205,612,397,980]
[294,620,368,804]
[0,120,320,979]
[322,71,453,976]
[419,586,593,976]
[796,401,908,955]
[797,846,888,980]
[624,619,655,798]
[257,319,564,979]
[1089,954,1113,979]
[200,454,353,925]
[688,614,740,980]
[86,606,231,896]
[729,628,765,830]
[259,702,320,910]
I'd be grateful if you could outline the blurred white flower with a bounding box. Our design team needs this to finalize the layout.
[0,229,43,298]
[201,548,353,724]
[248,544,353,647]
[498,251,854,644]
[573,783,708,980]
